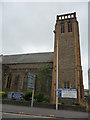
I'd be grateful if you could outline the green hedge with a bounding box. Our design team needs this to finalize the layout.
[23,91,32,101]
[22,92,50,103]
[34,93,50,103]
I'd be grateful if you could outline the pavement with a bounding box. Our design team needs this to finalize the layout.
[1,104,89,119]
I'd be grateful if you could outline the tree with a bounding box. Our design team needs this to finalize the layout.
[35,64,52,97]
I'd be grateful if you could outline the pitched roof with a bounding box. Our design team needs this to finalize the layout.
[2,52,54,64]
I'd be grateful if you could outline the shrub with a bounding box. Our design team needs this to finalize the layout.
[20,98,25,101]
[12,98,17,100]
[34,93,50,103]
[1,91,7,99]
[33,99,37,103]
[34,94,38,101]
[23,91,32,101]
[0,91,2,99]
[43,96,50,103]
[61,100,64,105]
[36,93,44,102]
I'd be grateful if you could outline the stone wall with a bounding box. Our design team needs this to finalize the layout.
[2,62,53,97]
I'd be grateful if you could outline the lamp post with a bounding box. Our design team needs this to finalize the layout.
[56,39,58,110]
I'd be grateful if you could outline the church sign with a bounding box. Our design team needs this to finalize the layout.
[58,88,77,99]
[27,74,35,89]
[8,92,23,99]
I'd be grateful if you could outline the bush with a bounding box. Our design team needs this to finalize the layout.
[33,99,37,103]
[12,98,17,100]
[20,98,25,101]
[1,91,7,99]
[0,91,2,99]
[43,96,50,103]
[61,100,64,105]
[23,91,50,103]
[23,91,32,101]
[36,93,44,102]
[34,93,50,103]
[34,94,38,101]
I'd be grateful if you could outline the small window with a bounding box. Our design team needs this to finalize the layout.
[61,22,65,33]
[71,15,74,18]
[65,16,67,19]
[59,17,61,20]
[68,15,70,18]
[62,16,64,19]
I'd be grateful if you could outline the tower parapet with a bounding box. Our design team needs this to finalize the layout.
[57,12,76,21]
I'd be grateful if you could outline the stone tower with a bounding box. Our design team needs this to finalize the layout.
[51,12,84,104]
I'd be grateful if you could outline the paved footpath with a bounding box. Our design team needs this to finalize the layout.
[2,104,88,119]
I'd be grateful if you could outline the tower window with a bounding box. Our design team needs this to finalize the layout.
[64,82,70,88]
[67,82,70,88]
[64,82,67,88]
[61,22,65,33]
[68,22,72,32]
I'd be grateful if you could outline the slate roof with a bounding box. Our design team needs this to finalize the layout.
[2,52,54,64]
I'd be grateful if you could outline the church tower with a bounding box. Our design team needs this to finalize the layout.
[51,12,84,104]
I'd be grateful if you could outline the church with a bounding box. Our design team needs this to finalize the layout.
[1,12,84,105]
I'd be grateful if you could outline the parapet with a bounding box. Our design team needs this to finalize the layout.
[57,12,76,21]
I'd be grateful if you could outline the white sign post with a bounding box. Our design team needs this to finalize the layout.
[27,73,35,108]
[31,89,34,108]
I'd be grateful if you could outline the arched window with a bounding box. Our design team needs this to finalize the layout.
[6,76,12,89]
[14,75,19,91]
[23,76,28,91]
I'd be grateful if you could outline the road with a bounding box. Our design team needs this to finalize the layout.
[1,112,89,120]
[2,112,56,119]
[1,104,89,119]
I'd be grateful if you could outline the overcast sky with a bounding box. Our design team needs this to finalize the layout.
[0,1,89,89]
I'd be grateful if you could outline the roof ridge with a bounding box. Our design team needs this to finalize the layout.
[2,52,54,64]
